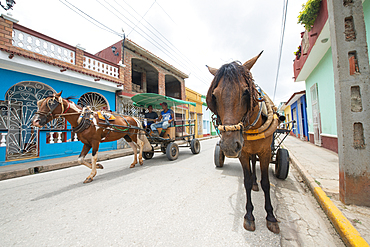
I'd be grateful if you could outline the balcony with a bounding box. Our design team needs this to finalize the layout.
[293,0,329,82]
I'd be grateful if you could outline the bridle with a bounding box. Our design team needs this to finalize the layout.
[213,92,264,134]
[35,96,70,121]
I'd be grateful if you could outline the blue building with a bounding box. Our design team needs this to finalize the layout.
[0,15,123,166]
[285,90,309,141]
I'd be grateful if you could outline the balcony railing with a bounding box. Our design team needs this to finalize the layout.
[293,0,328,81]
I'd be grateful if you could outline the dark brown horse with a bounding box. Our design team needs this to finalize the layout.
[32,92,151,183]
[206,53,281,233]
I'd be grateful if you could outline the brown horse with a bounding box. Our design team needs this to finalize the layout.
[206,53,281,233]
[32,92,151,183]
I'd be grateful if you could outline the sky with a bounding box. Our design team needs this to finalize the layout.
[1,0,308,105]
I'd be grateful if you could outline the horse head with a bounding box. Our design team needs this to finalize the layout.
[32,91,65,127]
[206,52,262,158]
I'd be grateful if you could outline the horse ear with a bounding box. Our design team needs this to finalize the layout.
[206,65,218,76]
[243,51,263,70]
[206,87,217,115]
[55,91,62,97]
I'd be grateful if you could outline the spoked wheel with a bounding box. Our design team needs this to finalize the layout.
[214,142,225,168]
[274,148,290,180]
[142,147,154,160]
[166,142,179,161]
[190,139,201,154]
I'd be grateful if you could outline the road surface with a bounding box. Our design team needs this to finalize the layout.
[0,138,342,246]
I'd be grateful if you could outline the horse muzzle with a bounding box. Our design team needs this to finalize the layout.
[32,115,46,128]
[219,132,243,158]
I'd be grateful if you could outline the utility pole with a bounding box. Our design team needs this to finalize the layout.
[327,0,370,206]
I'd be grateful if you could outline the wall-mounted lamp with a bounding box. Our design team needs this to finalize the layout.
[8,53,14,59]
[0,0,15,10]
[60,68,67,72]
[321,38,329,43]
[111,46,119,56]
[94,78,100,82]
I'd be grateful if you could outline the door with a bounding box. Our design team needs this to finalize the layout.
[310,84,321,146]
[4,81,59,160]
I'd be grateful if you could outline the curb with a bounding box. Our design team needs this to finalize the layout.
[0,135,218,181]
[285,145,369,247]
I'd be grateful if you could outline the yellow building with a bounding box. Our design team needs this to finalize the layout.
[283,105,292,130]
[185,87,203,138]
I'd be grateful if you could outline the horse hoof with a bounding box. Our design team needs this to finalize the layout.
[243,218,256,231]
[97,164,104,169]
[130,164,136,168]
[139,161,143,166]
[252,184,259,191]
[266,220,280,234]
[83,177,93,183]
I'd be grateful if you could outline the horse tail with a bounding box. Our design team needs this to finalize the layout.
[132,117,152,152]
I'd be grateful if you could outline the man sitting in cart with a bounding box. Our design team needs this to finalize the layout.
[144,105,158,129]
[151,102,174,137]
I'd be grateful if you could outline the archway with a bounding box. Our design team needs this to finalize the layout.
[165,75,181,99]
[131,58,158,94]
[77,92,110,111]
[2,81,60,160]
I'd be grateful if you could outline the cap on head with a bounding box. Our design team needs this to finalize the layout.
[160,102,167,106]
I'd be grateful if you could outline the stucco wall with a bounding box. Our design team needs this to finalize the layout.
[305,47,337,136]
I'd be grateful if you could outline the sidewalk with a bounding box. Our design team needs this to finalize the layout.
[283,135,370,246]
[0,135,217,181]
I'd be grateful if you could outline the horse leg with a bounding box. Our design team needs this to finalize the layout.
[260,154,280,234]
[83,142,99,184]
[136,137,144,166]
[128,142,138,168]
[78,144,103,169]
[251,155,259,191]
[240,153,255,231]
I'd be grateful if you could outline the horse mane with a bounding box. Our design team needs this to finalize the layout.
[206,61,258,116]
[65,96,77,102]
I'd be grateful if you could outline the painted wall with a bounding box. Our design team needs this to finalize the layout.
[185,88,203,138]
[283,105,292,130]
[305,47,337,136]
[0,68,118,166]
[0,68,116,111]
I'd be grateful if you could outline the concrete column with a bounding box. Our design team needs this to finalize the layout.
[327,0,370,206]
[141,71,147,93]
[158,72,165,96]
[123,50,132,92]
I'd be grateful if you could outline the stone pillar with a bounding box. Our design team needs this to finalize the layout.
[123,49,132,92]
[0,15,17,48]
[327,0,370,206]
[180,80,186,100]
[141,71,147,93]
[75,47,84,67]
[158,71,165,96]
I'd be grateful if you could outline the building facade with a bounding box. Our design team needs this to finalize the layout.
[185,87,203,139]
[292,0,370,153]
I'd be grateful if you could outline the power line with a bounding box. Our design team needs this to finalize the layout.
[113,0,211,83]
[128,0,156,36]
[99,0,211,85]
[60,0,122,37]
[273,0,289,102]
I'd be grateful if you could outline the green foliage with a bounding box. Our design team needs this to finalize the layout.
[294,46,301,58]
[297,0,322,31]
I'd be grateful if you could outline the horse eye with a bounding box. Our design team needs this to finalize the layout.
[243,90,250,97]
[212,94,217,101]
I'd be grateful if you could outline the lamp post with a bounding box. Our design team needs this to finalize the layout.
[0,0,15,10]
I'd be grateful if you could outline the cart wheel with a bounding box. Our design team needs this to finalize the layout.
[166,142,179,161]
[214,142,225,168]
[275,148,289,180]
[142,147,154,160]
[190,139,201,154]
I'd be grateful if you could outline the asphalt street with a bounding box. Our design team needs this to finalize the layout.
[0,138,342,246]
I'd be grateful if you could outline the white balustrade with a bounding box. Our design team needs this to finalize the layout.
[57,132,62,143]
[12,29,75,64]
[0,133,7,147]
[73,133,78,142]
[83,56,119,78]
[49,132,54,143]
